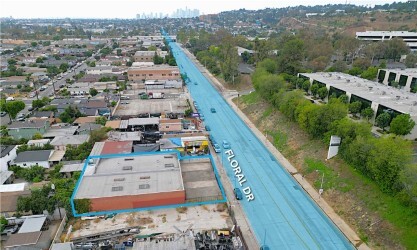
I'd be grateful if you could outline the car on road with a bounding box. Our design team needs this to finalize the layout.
[29,92,36,98]
[213,143,221,153]
[222,140,230,149]
[0,112,7,117]
[234,188,243,200]
[28,107,34,111]
[6,97,14,101]
[210,108,216,113]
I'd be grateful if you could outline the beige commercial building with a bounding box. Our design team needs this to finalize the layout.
[127,66,181,81]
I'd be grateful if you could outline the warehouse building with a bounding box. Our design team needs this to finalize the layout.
[73,153,185,212]
[377,68,417,93]
[299,72,417,139]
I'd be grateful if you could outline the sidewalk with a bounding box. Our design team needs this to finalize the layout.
[180,44,370,250]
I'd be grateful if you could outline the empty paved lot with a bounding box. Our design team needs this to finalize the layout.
[181,159,222,202]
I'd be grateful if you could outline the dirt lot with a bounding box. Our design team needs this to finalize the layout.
[68,204,231,240]
[234,93,407,249]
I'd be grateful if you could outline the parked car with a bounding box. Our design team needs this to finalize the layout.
[222,140,230,149]
[234,188,243,200]
[1,225,18,236]
[0,112,7,117]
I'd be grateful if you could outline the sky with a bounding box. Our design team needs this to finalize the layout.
[0,0,406,19]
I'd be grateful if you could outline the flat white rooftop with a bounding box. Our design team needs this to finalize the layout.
[75,153,184,199]
[300,72,417,116]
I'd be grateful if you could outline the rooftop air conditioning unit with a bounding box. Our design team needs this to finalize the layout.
[381,91,386,95]
[347,79,351,83]
[369,87,373,91]
[396,96,400,100]
[413,101,417,106]
[337,76,341,80]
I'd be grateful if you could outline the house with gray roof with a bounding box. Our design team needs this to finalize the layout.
[14,150,54,169]
[7,120,50,140]
[50,134,90,151]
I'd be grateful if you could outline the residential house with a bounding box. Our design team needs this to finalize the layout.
[42,125,78,139]
[50,134,90,151]
[1,145,17,171]
[0,189,31,217]
[7,119,50,140]
[76,123,102,135]
[14,150,54,168]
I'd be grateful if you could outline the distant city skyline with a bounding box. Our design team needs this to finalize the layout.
[0,0,409,19]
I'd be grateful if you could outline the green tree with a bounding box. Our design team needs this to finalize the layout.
[258,59,277,74]
[59,106,84,123]
[74,199,91,214]
[361,107,374,121]
[95,116,107,126]
[302,80,310,93]
[277,38,305,75]
[116,49,122,56]
[0,216,7,232]
[390,114,416,136]
[35,57,44,63]
[5,100,25,119]
[147,45,157,51]
[317,87,328,100]
[310,84,320,97]
[89,88,98,97]
[31,41,38,47]
[32,133,43,140]
[338,94,349,103]
[59,63,69,72]
[348,101,362,117]
[17,185,55,214]
[375,112,392,131]
[368,136,412,193]
[90,61,96,67]
[7,58,17,65]
[360,66,379,80]
[405,53,417,68]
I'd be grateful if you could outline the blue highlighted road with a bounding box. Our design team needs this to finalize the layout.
[167,37,354,249]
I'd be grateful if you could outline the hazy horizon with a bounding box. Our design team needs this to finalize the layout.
[0,0,408,19]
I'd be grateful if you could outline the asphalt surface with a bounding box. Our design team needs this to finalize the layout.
[167,38,354,249]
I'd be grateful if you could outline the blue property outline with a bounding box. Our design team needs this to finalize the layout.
[70,150,227,217]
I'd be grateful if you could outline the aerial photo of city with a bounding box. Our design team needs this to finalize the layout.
[0,0,416,249]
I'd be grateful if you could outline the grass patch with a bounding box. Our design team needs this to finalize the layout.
[241,91,260,105]
[261,106,273,119]
[304,158,337,190]
[266,129,287,152]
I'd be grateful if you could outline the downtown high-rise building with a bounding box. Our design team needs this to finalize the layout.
[136,7,199,19]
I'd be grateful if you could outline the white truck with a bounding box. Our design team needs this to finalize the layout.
[148,92,165,99]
